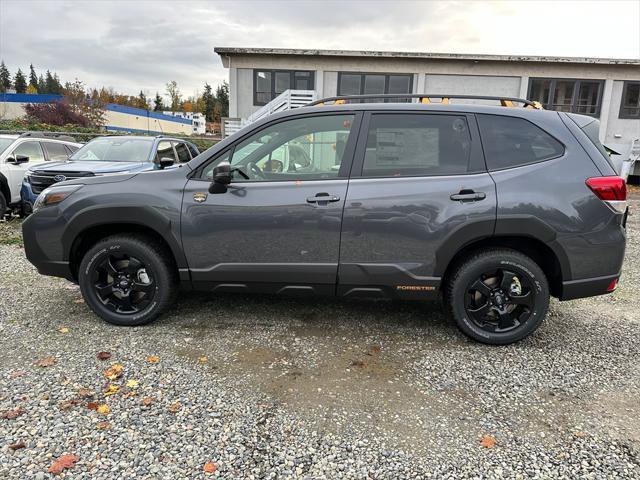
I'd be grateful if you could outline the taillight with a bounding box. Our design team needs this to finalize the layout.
[586,176,627,212]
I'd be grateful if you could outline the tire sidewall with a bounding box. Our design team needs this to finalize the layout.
[79,239,168,326]
[451,254,549,345]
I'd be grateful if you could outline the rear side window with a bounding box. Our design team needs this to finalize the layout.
[478,115,564,170]
[362,114,472,177]
[173,142,191,163]
[43,142,70,161]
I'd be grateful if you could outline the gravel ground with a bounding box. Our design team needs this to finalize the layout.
[0,195,639,479]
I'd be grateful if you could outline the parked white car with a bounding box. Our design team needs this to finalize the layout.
[0,132,82,216]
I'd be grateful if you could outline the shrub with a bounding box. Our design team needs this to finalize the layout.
[24,101,91,127]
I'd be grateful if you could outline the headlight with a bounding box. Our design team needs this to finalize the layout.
[33,185,82,212]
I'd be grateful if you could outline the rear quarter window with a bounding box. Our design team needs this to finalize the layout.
[478,114,564,171]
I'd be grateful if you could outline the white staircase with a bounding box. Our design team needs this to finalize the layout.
[223,89,316,138]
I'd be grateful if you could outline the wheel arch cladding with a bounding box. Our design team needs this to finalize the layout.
[0,172,10,204]
[65,208,186,280]
[440,235,566,299]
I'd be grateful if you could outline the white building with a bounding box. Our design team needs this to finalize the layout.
[215,47,640,177]
[163,111,206,135]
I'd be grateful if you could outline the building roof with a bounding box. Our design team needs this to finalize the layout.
[214,47,640,66]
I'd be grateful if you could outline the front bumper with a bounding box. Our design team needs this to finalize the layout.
[20,180,38,211]
[22,207,74,281]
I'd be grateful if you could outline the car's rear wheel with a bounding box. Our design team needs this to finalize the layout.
[445,249,549,345]
[78,235,178,326]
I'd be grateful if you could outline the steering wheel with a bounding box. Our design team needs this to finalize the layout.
[246,162,265,180]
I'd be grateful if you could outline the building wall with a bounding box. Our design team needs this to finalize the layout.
[104,104,193,135]
[423,74,521,99]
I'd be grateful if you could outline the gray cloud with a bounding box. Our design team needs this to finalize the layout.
[0,0,638,100]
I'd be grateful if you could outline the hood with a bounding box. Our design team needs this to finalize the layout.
[30,160,151,174]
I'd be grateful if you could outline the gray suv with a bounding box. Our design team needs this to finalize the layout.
[22,95,628,344]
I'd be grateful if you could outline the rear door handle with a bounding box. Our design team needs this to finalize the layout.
[450,190,486,202]
[307,193,341,204]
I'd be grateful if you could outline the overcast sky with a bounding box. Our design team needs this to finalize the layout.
[1,0,639,102]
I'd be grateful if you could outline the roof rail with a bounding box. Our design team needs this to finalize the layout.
[307,94,543,109]
[19,131,77,142]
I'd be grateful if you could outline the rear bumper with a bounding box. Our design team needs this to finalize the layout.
[559,273,620,300]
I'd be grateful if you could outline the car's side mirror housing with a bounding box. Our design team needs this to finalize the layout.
[209,162,231,194]
[7,155,29,165]
[159,157,175,169]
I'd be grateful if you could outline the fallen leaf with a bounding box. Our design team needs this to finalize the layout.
[36,356,56,367]
[367,345,381,356]
[2,407,25,419]
[574,431,588,438]
[96,404,110,415]
[78,388,95,398]
[168,402,181,413]
[9,370,26,378]
[86,402,99,411]
[59,327,70,334]
[74,298,84,304]
[41,394,49,400]
[59,399,80,410]
[350,359,366,367]
[96,352,111,361]
[203,462,218,473]
[480,435,497,449]
[123,390,138,399]
[126,379,139,388]
[48,454,80,474]
[96,421,110,430]
[8,441,26,450]
[104,363,124,381]
[198,356,209,364]
[142,396,154,407]
[146,356,160,363]
[104,385,120,396]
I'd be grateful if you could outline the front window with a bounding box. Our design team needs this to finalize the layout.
[253,69,315,106]
[528,78,604,116]
[201,114,355,182]
[155,141,177,163]
[12,141,45,163]
[338,73,413,102]
[620,81,640,119]
[70,137,154,162]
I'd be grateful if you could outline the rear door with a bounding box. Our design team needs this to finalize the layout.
[181,112,361,293]
[338,111,496,298]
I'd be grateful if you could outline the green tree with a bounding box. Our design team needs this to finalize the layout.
[165,80,181,111]
[153,92,164,111]
[37,74,46,93]
[29,64,38,90]
[13,69,27,93]
[44,70,55,94]
[136,90,148,109]
[0,61,11,93]
[202,83,216,122]
[215,81,229,118]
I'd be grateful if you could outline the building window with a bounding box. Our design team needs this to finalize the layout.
[337,72,413,101]
[528,78,604,117]
[253,69,315,106]
[620,81,640,119]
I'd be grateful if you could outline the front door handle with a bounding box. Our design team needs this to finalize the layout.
[450,189,486,202]
[307,193,341,205]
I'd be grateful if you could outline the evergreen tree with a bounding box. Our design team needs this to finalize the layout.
[29,64,38,90]
[52,73,63,93]
[153,92,164,111]
[0,61,11,93]
[13,69,27,93]
[202,83,216,122]
[137,90,148,109]
[215,81,229,118]
[38,74,46,93]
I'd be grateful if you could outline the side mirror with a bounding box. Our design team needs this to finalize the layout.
[159,157,175,169]
[208,162,231,194]
[8,155,29,165]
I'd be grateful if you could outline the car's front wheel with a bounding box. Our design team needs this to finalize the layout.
[445,249,549,345]
[78,235,178,326]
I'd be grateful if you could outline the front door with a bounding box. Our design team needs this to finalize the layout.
[181,112,360,295]
[339,111,497,298]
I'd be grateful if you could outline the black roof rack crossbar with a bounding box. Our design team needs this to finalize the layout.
[19,131,78,142]
[306,94,543,109]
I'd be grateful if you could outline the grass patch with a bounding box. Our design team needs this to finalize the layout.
[0,218,23,246]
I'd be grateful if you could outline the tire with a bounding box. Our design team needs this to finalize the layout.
[445,248,549,345]
[0,193,7,218]
[78,234,178,326]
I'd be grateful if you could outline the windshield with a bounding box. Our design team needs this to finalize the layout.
[69,137,153,162]
[0,138,15,155]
